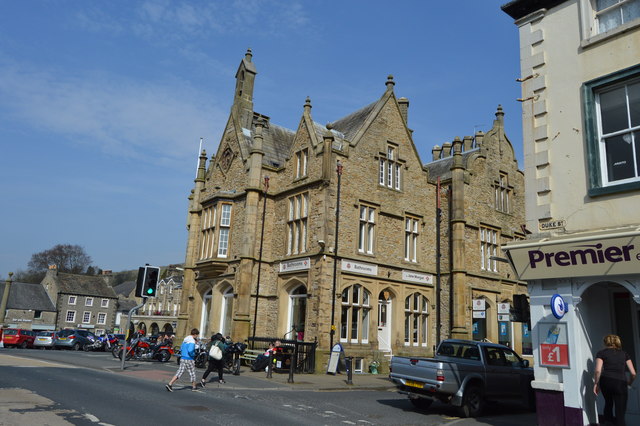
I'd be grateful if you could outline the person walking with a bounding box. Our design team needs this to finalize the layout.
[594,334,637,425]
[166,328,199,392]
[201,332,226,386]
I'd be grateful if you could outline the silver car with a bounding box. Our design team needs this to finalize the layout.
[34,331,57,349]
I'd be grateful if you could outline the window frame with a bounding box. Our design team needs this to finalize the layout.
[287,193,309,255]
[97,312,107,325]
[594,0,640,34]
[494,173,511,213]
[358,205,376,255]
[339,284,371,344]
[404,292,429,347]
[101,299,109,308]
[65,310,76,323]
[85,297,93,307]
[295,148,308,179]
[217,203,232,258]
[378,145,402,190]
[68,295,76,305]
[583,64,640,196]
[480,226,499,273]
[82,311,91,324]
[404,216,419,263]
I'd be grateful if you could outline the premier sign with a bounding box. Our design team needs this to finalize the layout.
[504,232,640,280]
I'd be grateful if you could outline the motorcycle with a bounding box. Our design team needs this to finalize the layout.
[117,334,174,362]
[223,340,247,375]
[175,339,209,368]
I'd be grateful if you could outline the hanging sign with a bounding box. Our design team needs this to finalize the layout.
[341,260,378,276]
[402,270,433,285]
[539,322,570,368]
[550,294,568,319]
[472,299,486,311]
[498,303,510,314]
[498,314,511,322]
[472,311,486,319]
[280,257,310,273]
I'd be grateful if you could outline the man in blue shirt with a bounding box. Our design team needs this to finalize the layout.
[166,328,199,392]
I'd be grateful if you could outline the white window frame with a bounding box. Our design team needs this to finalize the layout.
[287,193,308,255]
[404,293,429,347]
[404,217,419,262]
[340,284,371,344]
[217,204,232,258]
[101,299,109,308]
[480,227,499,272]
[68,296,76,305]
[82,311,91,324]
[594,0,640,34]
[295,148,308,179]
[358,205,375,254]
[65,310,76,323]
[495,173,511,213]
[85,297,93,307]
[378,145,401,190]
[200,205,217,259]
[97,312,107,325]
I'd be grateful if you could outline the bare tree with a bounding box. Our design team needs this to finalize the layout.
[28,244,92,274]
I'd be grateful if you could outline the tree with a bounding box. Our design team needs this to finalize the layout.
[28,244,92,275]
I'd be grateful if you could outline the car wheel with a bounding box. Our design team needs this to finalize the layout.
[73,342,81,351]
[458,385,484,418]
[409,398,433,410]
[20,341,28,349]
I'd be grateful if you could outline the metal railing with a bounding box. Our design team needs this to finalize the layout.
[247,336,317,374]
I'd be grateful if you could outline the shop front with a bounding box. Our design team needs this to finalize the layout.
[504,228,640,425]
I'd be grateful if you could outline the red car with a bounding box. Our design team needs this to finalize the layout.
[2,328,36,348]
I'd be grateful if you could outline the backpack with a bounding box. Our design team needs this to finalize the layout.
[209,341,223,360]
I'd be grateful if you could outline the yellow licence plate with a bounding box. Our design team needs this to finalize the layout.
[406,380,424,388]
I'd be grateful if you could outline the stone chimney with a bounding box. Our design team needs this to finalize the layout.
[432,145,442,161]
[398,97,409,125]
[463,135,473,151]
[441,142,452,158]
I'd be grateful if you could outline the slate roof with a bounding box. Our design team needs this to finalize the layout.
[423,148,480,181]
[330,101,377,141]
[113,281,136,298]
[117,297,137,313]
[242,120,295,168]
[51,272,117,298]
[0,281,55,311]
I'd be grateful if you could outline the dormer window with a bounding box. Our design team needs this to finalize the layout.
[295,148,308,179]
[379,145,401,190]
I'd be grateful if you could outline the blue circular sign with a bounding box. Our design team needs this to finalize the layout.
[551,294,567,319]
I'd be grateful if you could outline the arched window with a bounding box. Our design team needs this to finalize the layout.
[340,284,371,344]
[404,293,428,346]
[220,286,234,337]
[288,285,307,340]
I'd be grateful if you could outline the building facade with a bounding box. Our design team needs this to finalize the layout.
[178,50,526,371]
[0,279,56,331]
[42,267,118,336]
[502,0,640,424]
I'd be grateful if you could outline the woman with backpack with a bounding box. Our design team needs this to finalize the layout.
[201,332,226,386]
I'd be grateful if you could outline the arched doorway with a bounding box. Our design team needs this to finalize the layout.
[162,323,174,335]
[200,290,212,338]
[220,286,234,337]
[378,290,392,351]
[150,323,159,336]
[288,284,307,340]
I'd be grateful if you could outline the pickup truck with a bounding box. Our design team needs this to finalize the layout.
[389,339,534,417]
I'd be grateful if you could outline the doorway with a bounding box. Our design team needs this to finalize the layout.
[378,291,392,352]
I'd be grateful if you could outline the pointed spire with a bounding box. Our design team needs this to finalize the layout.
[386,74,395,91]
[196,149,207,182]
[495,104,505,126]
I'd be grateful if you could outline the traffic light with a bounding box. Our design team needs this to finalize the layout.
[511,294,531,323]
[135,266,160,298]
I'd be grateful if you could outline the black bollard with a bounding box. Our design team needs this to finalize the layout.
[287,344,298,384]
[266,351,273,378]
[345,356,353,385]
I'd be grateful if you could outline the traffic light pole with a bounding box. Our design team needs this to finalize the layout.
[120,298,146,370]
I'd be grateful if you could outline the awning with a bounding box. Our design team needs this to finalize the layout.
[502,227,640,280]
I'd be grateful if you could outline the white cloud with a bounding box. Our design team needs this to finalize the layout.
[0,57,227,167]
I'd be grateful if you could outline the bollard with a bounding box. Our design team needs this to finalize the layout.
[345,356,353,385]
[287,344,298,384]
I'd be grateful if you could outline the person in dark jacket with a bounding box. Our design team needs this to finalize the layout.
[594,334,637,425]
[201,333,226,386]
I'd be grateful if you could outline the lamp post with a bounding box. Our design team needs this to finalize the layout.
[252,176,270,345]
[329,161,343,351]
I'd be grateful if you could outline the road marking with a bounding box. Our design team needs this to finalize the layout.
[0,354,77,368]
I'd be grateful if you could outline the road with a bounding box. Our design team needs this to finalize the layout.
[0,348,535,425]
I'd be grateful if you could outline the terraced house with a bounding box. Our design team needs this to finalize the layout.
[177,50,527,371]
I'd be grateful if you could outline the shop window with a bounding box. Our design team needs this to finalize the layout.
[498,321,512,347]
[584,65,640,195]
[340,284,371,344]
[521,323,533,355]
[404,293,428,346]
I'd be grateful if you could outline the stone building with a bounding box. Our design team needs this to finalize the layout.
[42,267,118,336]
[502,0,640,424]
[177,50,526,371]
[0,279,56,332]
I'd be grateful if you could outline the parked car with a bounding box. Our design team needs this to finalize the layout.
[54,329,97,351]
[389,339,534,417]
[2,328,36,349]
[34,331,57,349]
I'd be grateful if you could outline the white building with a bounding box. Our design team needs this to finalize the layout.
[502,0,640,424]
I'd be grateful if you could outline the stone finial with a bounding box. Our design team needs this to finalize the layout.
[386,74,395,90]
[245,48,253,61]
[495,104,504,125]
[432,145,442,161]
[304,96,312,114]
[326,123,333,130]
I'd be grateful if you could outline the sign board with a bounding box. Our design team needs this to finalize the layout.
[498,314,511,322]
[472,311,486,319]
[539,322,570,368]
[503,231,640,280]
[539,219,566,231]
[498,303,510,314]
[402,270,434,285]
[327,343,344,375]
[472,299,486,311]
[279,257,310,273]
[341,260,378,276]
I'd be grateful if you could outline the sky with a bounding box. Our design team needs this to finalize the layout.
[0,0,522,280]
